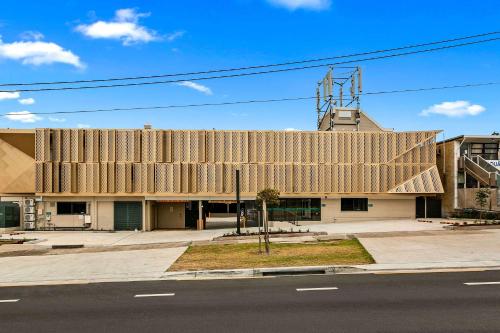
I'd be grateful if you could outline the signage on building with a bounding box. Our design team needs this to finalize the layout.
[486,160,500,170]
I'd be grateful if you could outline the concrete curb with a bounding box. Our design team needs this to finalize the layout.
[162,265,364,280]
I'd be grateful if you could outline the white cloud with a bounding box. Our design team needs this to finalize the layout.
[177,81,213,95]
[20,31,44,41]
[4,111,42,123]
[284,127,301,131]
[77,123,91,128]
[420,101,486,117]
[0,36,84,68]
[0,91,20,100]
[18,97,35,105]
[267,0,331,10]
[75,8,160,45]
[166,30,185,42]
[49,117,66,122]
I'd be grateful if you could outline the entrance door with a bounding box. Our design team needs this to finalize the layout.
[416,197,442,218]
[157,203,185,229]
[114,202,142,230]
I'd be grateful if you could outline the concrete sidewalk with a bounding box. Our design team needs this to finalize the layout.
[1,219,448,248]
[0,246,187,286]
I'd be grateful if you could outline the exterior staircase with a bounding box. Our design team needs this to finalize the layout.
[460,155,499,188]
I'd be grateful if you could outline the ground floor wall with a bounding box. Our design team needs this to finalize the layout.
[320,195,417,222]
[22,193,427,231]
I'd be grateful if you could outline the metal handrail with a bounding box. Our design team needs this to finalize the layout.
[463,155,497,187]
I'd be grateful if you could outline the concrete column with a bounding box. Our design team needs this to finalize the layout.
[197,200,203,230]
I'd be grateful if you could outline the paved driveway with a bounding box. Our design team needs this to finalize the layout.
[358,228,500,269]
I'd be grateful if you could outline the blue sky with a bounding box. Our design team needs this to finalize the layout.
[0,0,498,138]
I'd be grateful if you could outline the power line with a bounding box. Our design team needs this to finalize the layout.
[1,36,499,94]
[3,81,497,117]
[0,31,498,87]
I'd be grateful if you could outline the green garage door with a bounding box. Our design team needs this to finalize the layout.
[114,202,143,231]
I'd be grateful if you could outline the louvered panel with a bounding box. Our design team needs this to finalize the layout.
[223,132,232,163]
[240,164,250,193]
[52,162,60,193]
[338,164,346,192]
[116,131,127,162]
[262,164,272,189]
[41,163,52,192]
[364,164,372,192]
[115,163,126,192]
[214,132,225,163]
[344,165,352,192]
[281,132,290,163]
[70,129,84,162]
[133,163,143,193]
[331,132,339,164]
[280,164,289,193]
[206,131,215,163]
[155,130,164,162]
[124,163,133,192]
[155,164,167,193]
[60,163,72,193]
[292,132,301,163]
[84,130,99,162]
[321,164,331,193]
[100,163,108,193]
[207,164,216,193]
[318,133,325,164]
[300,132,311,163]
[163,130,172,163]
[100,130,116,162]
[35,162,44,192]
[311,164,319,193]
[331,164,339,193]
[172,131,182,162]
[107,162,115,193]
[256,164,265,191]
[254,132,264,163]
[146,163,155,192]
[35,129,50,162]
[241,131,249,163]
[61,129,72,162]
[171,163,181,192]
[338,133,345,164]
[363,133,371,163]
[249,164,258,193]
[52,130,61,162]
[350,133,358,164]
[353,164,363,192]
[248,131,257,163]
[77,163,86,193]
[181,163,190,193]
[189,163,197,193]
[197,164,208,193]
[91,163,100,193]
[311,133,320,163]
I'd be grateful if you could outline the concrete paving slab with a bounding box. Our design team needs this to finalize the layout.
[0,247,187,286]
[358,229,500,265]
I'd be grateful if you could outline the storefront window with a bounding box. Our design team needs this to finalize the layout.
[56,202,87,215]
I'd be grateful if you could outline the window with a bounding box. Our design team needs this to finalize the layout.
[341,198,368,211]
[57,202,87,215]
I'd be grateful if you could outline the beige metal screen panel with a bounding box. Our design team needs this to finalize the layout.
[35,162,44,192]
[388,166,444,193]
[33,128,442,195]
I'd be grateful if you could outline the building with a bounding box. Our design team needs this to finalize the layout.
[437,135,500,216]
[0,116,444,231]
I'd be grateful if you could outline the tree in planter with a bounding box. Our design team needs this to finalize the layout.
[256,188,280,255]
[474,188,490,222]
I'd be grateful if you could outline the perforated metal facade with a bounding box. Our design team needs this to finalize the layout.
[34,129,443,195]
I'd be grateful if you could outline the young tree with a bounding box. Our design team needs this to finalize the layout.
[475,188,490,221]
[256,188,280,255]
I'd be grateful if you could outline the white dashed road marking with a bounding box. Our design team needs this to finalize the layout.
[296,287,338,292]
[464,282,500,286]
[134,293,175,298]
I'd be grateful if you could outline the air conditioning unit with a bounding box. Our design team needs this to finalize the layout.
[24,206,35,214]
[24,214,35,222]
[24,221,35,230]
[24,199,35,206]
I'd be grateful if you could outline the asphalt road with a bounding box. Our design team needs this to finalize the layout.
[1,270,500,333]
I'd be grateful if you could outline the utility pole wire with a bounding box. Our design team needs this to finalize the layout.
[0,31,498,87]
[2,81,497,117]
[0,36,499,93]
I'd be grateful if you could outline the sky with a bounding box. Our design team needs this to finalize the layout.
[0,0,498,138]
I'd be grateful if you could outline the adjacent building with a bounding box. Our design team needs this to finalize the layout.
[437,135,500,216]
